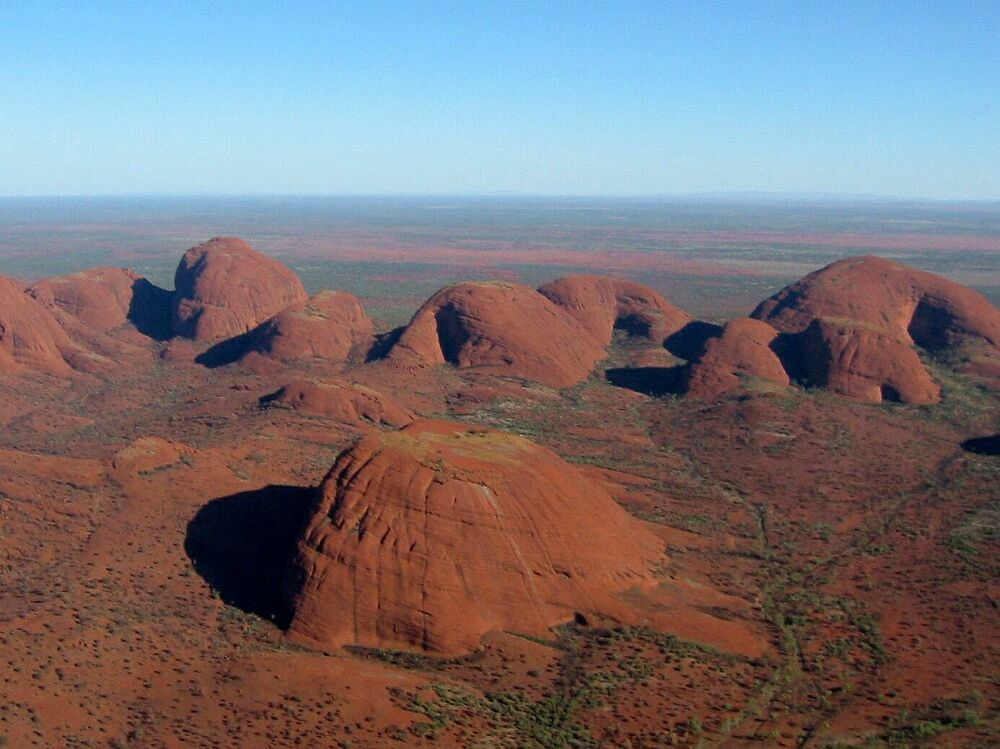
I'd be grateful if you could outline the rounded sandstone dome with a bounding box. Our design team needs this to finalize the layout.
[684,318,790,399]
[27,267,142,330]
[752,255,1000,349]
[238,291,375,365]
[387,281,607,387]
[262,379,415,428]
[0,275,78,376]
[172,237,308,341]
[538,274,691,345]
[285,420,663,654]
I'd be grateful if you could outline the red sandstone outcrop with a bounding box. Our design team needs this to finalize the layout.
[795,319,941,404]
[172,237,308,341]
[538,274,691,345]
[751,256,1000,403]
[28,267,141,330]
[0,275,78,376]
[263,380,415,427]
[238,291,374,365]
[285,420,663,654]
[685,318,790,398]
[387,281,607,387]
[753,255,999,348]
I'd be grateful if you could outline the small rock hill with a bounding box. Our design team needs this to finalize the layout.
[236,291,374,365]
[27,266,173,341]
[387,281,608,387]
[538,274,691,345]
[684,318,790,399]
[28,267,142,330]
[172,237,308,341]
[0,275,79,376]
[794,318,941,404]
[261,380,415,427]
[285,420,663,654]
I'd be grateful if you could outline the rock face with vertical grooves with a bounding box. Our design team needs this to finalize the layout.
[28,268,143,330]
[285,420,663,654]
[387,281,608,387]
[538,274,691,345]
[0,275,79,376]
[172,237,308,341]
[793,319,941,404]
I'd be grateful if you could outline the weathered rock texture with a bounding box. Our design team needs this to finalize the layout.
[684,318,790,399]
[794,319,941,404]
[27,268,141,330]
[388,281,607,387]
[0,275,78,376]
[538,274,691,345]
[263,380,415,427]
[751,256,1000,403]
[172,237,308,341]
[285,420,663,654]
[238,291,374,365]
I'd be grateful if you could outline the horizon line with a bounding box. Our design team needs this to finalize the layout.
[2,190,1000,205]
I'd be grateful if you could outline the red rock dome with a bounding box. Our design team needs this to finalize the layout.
[751,256,1000,403]
[538,274,691,345]
[172,237,308,341]
[684,318,790,399]
[262,379,415,428]
[238,291,374,365]
[387,281,607,387]
[285,420,663,654]
[27,267,142,330]
[0,275,78,376]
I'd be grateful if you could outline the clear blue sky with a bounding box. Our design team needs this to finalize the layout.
[1,1,998,199]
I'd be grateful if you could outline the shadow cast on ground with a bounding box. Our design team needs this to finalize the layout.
[962,434,1000,456]
[185,484,316,627]
[605,365,687,397]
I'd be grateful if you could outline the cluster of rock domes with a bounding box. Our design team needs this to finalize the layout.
[5,237,998,658]
[2,237,997,402]
[0,237,377,377]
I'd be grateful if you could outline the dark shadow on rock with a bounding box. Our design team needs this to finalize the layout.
[127,279,174,341]
[185,484,316,626]
[195,329,256,368]
[962,434,1000,456]
[605,365,687,397]
[664,321,722,360]
[768,331,812,386]
[365,325,405,362]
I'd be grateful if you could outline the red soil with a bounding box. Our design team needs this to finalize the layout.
[0,244,997,747]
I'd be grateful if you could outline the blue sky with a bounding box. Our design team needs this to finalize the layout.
[1,1,998,198]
